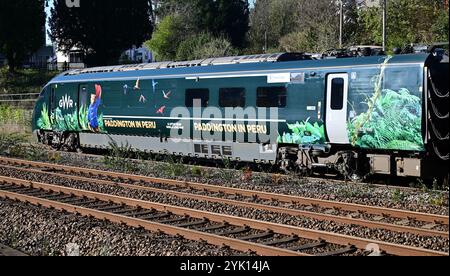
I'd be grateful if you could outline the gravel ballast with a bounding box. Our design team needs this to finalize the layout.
[0,198,243,256]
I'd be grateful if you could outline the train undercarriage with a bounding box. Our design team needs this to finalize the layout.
[36,129,448,186]
[278,144,449,184]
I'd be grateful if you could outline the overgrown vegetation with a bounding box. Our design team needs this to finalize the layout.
[0,104,32,136]
[103,139,137,172]
[0,132,28,155]
[0,67,57,94]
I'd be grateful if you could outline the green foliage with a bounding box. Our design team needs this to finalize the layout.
[278,119,326,145]
[163,155,187,177]
[0,104,32,135]
[0,68,57,94]
[348,88,424,151]
[176,33,238,61]
[37,103,51,130]
[147,0,249,61]
[145,15,187,61]
[0,132,27,155]
[248,0,341,53]
[78,105,89,130]
[103,139,136,172]
[37,104,105,133]
[0,0,46,72]
[49,0,153,66]
[358,0,448,50]
[391,189,406,203]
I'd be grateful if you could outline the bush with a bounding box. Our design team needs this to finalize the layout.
[103,139,136,172]
[0,132,28,155]
[176,33,238,61]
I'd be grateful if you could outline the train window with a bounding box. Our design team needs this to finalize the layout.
[185,89,209,107]
[331,78,344,110]
[219,88,246,107]
[257,87,287,108]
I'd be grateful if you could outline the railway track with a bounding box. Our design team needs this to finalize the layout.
[0,156,447,238]
[0,175,446,256]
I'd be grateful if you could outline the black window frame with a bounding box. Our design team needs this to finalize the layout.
[219,87,246,108]
[256,86,287,108]
[330,78,345,110]
[185,89,210,107]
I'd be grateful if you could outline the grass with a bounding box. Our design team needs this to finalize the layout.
[391,189,406,203]
[0,104,33,144]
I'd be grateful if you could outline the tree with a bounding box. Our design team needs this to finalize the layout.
[358,0,449,50]
[248,0,299,53]
[145,15,188,61]
[0,0,46,73]
[153,0,249,48]
[176,33,237,61]
[249,0,341,53]
[49,0,154,67]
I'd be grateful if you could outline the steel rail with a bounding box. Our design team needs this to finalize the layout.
[0,189,304,256]
[2,163,446,238]
[0,156,447,225]
[0,175,446,256]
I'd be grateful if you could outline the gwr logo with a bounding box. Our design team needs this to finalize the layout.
[66,0,80,8]
[59,95,74,110]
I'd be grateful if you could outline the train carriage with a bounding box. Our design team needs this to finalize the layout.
[32,52,449,180]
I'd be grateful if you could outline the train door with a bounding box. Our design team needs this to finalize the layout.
[325,74,350,144]
[49,84,57,120]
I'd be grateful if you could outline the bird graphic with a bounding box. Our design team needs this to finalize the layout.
[151,79,158,93]
[123,84,129,95]
[156,106,166,114]
[163,90,172,99]
[139,95,147,103]
[134,78,141,90]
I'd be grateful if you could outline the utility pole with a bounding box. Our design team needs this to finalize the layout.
[382,0,387,52]
[339,0,343,49]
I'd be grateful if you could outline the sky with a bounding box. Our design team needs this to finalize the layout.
[45,0,256,45]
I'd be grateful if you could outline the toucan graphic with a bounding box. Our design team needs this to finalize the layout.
[88,84,102,132]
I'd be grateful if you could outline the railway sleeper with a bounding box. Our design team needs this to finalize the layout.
[239,230,274,241]
[287,240,327,251]
[315,245,357,257]
[262,236,300,246]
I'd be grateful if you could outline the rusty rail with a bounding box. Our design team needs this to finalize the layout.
[0,175,446,256]
[1,163,447,239]
[0,156,447,226]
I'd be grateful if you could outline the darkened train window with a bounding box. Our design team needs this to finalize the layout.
[185,89,209,107]
[219,88,246,107]
[331,78,344,110]
[257,87,287,108]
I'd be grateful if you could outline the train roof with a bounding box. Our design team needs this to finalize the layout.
[49,53,431,85]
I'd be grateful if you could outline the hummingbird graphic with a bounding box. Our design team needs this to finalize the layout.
[156,106,166,114]
[163,90,172,99]
[139,95,147,103]
[152,79,158,93]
